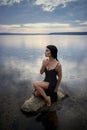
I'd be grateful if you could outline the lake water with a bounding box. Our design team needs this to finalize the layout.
[0,35,87,130]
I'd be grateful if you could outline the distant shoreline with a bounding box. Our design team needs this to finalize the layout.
[0,32,87,35]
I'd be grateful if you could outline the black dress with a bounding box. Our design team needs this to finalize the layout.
[44,67,58,102]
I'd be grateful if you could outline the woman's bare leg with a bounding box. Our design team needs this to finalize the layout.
[35,85,51,106]
[33,81,48,96]
[33,90,41,96]
[33,81,51,106]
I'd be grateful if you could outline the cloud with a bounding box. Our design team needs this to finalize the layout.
[79,21,87,25]
[0,23,71,33]
[34,0,77,12]
[0,0,78,12]
[0,22,87,33]
[23,23,70,27]
[0,0,23,6]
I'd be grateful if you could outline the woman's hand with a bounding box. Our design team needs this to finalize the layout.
[42,59,49,67]
[40,59,48,74]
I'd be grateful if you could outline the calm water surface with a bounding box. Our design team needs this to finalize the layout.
[0,35,87,130]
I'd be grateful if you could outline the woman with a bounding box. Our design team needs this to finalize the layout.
[33,45,62,106]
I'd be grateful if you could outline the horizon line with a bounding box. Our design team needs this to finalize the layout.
[0,32,87,35]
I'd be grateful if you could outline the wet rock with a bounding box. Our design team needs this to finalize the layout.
[21,89,68,112]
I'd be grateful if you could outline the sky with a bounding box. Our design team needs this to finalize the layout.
[0,0,87,33]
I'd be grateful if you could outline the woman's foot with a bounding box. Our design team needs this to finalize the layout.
[46,96,51,107]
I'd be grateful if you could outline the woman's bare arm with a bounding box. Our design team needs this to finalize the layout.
[54,63,62,92]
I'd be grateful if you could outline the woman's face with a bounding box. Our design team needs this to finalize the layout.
[45,48,51,57]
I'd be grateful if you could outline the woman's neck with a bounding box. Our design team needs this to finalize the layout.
[49,57,55,62]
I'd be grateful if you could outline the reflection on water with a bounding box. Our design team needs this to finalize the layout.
[36,111,58,130]
[0,35,87,130]
[0,35,87,83]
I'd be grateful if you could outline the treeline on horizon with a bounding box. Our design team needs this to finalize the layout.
[0,32,87,35]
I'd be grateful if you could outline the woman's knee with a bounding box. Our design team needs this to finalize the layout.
[33,82,39,88]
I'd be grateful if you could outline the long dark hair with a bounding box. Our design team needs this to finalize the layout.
[46,45,58,61]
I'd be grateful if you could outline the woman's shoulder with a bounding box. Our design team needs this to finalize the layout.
[55,61,62,73]
[56,61,62,68]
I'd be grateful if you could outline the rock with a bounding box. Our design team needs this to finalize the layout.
[21,89,68,113]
